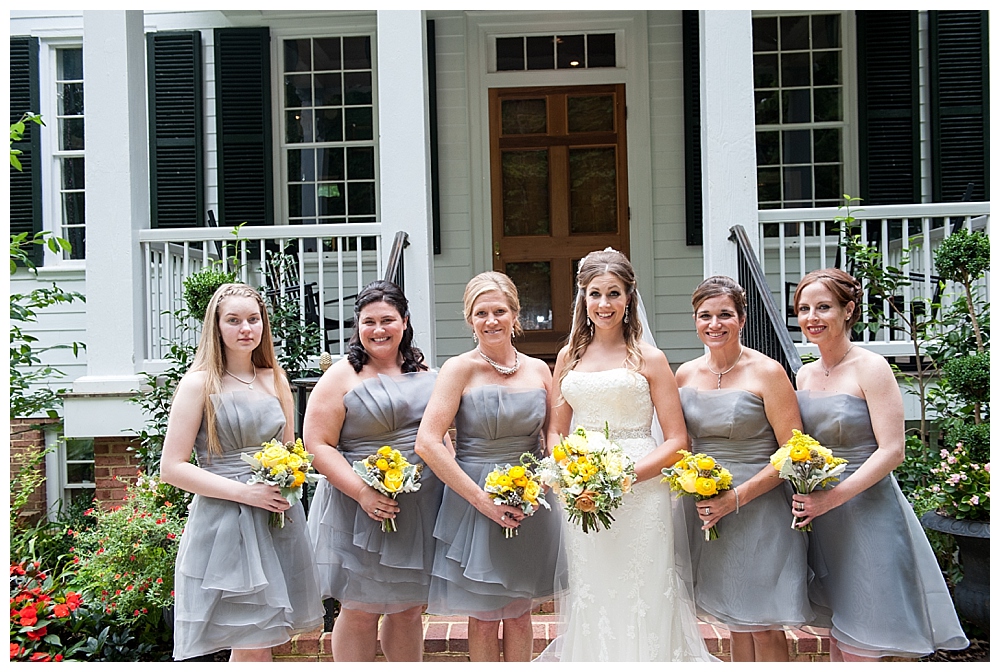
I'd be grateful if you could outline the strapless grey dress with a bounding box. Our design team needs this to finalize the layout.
[798,391,968,657]
[172,391,324,661]
[306,372,443,614]
[426,385,568,621]
[679,388,812,631]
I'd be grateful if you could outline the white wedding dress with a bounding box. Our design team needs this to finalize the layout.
[543,367,715,662]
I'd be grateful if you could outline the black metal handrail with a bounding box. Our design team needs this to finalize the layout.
[729,224,803,383]
[384,231,409,290]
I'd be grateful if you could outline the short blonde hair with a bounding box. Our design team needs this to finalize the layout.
[462,271,523,337]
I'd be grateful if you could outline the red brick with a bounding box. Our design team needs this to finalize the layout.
[448,622,469,653]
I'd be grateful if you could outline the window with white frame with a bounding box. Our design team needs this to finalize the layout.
[44,432,95,518]
[752,14,847,210]
[280,36,378,232]
[51,45,86,259]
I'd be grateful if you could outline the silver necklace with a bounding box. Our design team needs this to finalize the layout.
[478,347,520,376]
[706,346,744,390]
[226,363,257,390]
[822,345,854,377]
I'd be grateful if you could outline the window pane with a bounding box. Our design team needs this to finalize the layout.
[813,87,842,122]
[781,52,811,87]
[343,71,372,105]
[343,36,371,70]
[65,438,94,462]
[59,48,83,80]
[556,34,585,69]
[286,110,310,143]
[284,74,312,108]
[506,262,552,330]
[285,39,311,72]
[496,37,524,71]
[587,33,616,68]
[65,225,85,260]
[757,167,782,202]
[344,107,373,141]
[314,72,342,107]
[814,164,842,200]
[66,462,94,484]
[782,129,811,164]
[813,51,840,86]
[315,108,343,143]
[567,96,614,133]
[755,90,780,125]
[569,147,617,234]
[60,83,84,116]
[63,192,85,225]
[317,183,345,215]
[318,147,344,181]
[754,53,778,88]
[62,157,85,189]
[813,128,841,163]
[347,181,376,216]
[753,17,778,51]
[314,37,342,71]
[812,14,841,49]
[60,118,84,151]
[783,165,813,201]
[781,89,811,123]
[780,15,809,50]
[756,131,780,165]
[502,150,549,236]
[501,98,547,135]
[347,147,374,180]
[526,36,555,70]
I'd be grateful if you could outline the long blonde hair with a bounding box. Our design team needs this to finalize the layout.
[557,249,644,390]
[188,283,292,455]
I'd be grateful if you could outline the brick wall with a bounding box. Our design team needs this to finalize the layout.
[9,418,57,523]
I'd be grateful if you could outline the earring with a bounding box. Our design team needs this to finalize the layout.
[586,315,592,327]
[624,304,630,325]
[473,332,479,345]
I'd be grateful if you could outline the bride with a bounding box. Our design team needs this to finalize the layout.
[543,249,714,662]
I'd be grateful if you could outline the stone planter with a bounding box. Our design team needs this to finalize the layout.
[920,511,990,630]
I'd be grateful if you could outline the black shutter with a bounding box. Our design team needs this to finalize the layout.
[929,11,989,202]
[148,31,204,228]
[10,36,42,265]
[214,27,273,227]
[856,11,920,205]
[682,10,703,246]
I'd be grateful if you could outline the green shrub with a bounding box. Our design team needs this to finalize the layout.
[934,228,990,284]
[182,267,237,321]
[942,351,989,405]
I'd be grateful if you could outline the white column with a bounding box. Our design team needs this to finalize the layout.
[699,10,759,279]
[65,9,149,437]
[376,10,436,363]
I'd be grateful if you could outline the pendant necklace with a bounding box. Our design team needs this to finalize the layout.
[706,346,744,389]
[478,347,521,376]
[226,363,257,390]
[822,345,854,377]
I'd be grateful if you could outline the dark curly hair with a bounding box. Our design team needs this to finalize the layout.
[346,280,427,373]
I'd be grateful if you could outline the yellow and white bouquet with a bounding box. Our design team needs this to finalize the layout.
[534,423,636,534]
[770,429,848,531]
[241,438,323,528]
[353,445,423,532]
[662,450,733,541]
[485,458,550,539]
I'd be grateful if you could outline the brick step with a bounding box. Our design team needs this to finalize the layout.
[272,615,832,662]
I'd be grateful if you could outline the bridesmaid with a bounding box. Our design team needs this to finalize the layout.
[793,268,968,660]
[675,276,811,662]
[304,280,444,662]
[415,272,567,662]
[161,283,323,661]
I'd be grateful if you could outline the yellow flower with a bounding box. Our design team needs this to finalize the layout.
[695,455,715,472]
[509,465,526,480]
[486,471,501,488]
[564,433,589,453]
[497,474,513,488]
[678,470,698,494]
[270,464,288,477]
[384,468,404,492]
[769,445,791,470]
[524,480,540,501]
[260,445,290,469]
[513,476,529,488]
[717,469,733,489]
[789,445,811,462]
[377,446,393,457]
[391,450,403,463]
[285,454,304,471]
[292,470,306,487]
[376,458,390,471]
[253,451,264,462]
[552,445,567,462]
[695,476,718,497]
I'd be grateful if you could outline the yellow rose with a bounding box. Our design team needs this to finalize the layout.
[384,468,404,492]
[695,477,718,497]
[524,480,540,501]
[789,445,811,462]
[769,445,791,470]
[292,470,306,487]
[260,445,290,469]
[508,466,526,480]
[377,446,393,456]
[376,458,390,471]
[574,491,599,513]
[485,471,501,488]
[253,451,264,462]
[695,456,716,472]
[621,474,633,493]
[285,454,304,471]
[678,470,698,494]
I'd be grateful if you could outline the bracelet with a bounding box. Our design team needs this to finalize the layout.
[734,487,740,514]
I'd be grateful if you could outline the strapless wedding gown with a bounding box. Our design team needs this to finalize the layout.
[544,369,715,661]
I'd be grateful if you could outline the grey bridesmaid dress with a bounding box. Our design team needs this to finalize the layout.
[797,391,968,657]
[679,387,813,631]
[426,385,568,621]
[172,391,324,661]
[306,371,443,614]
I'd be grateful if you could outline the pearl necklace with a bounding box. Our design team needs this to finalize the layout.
[226,363,257,390]
[706,346,744,390]
[478,347,521,376]
[821,345,854,377]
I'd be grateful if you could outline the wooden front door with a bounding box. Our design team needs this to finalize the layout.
[489,84,629,360]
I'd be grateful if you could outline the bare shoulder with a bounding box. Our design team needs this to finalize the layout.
[638,340,668,366]
[176,369,208,395]
[795,359,821,389]
[313,357,357,397]
[853,346,897,388]
[745,347,787,380]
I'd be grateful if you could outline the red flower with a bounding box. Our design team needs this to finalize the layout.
[18,605,38,626]
[30,652,51,662]
[10,642,22,658]
[134,609,140,616]
[55,654,64,662]
[53,603,71,618]
[156,578,163,584]
[25,626,47,641]
[10,563,25,576]
[167,533,176,540]
[84,508,95,516]
[65,592,82,610]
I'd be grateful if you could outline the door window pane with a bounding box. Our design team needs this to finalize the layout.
[502,150,550,236]
[506,262,552,330]
[502,99,547,135]
[569,148,617,234]
[567,96,614,133]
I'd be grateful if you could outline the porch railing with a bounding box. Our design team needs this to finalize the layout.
[138,223,384,366]
[757,201,990,355]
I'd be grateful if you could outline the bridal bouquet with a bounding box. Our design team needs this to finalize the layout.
[241,438,323,528]
[485,458,550,538]
[770,429,848,532]
[353,445,423,532]
[534,423,636,534]
[662,450,733,540]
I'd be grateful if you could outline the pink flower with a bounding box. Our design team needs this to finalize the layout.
[970,495,980,505]
[947,456,957,464]
[940,449,950,459]
[946,474,962,486]
[931,485,941,493]
[985,463,990,473]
